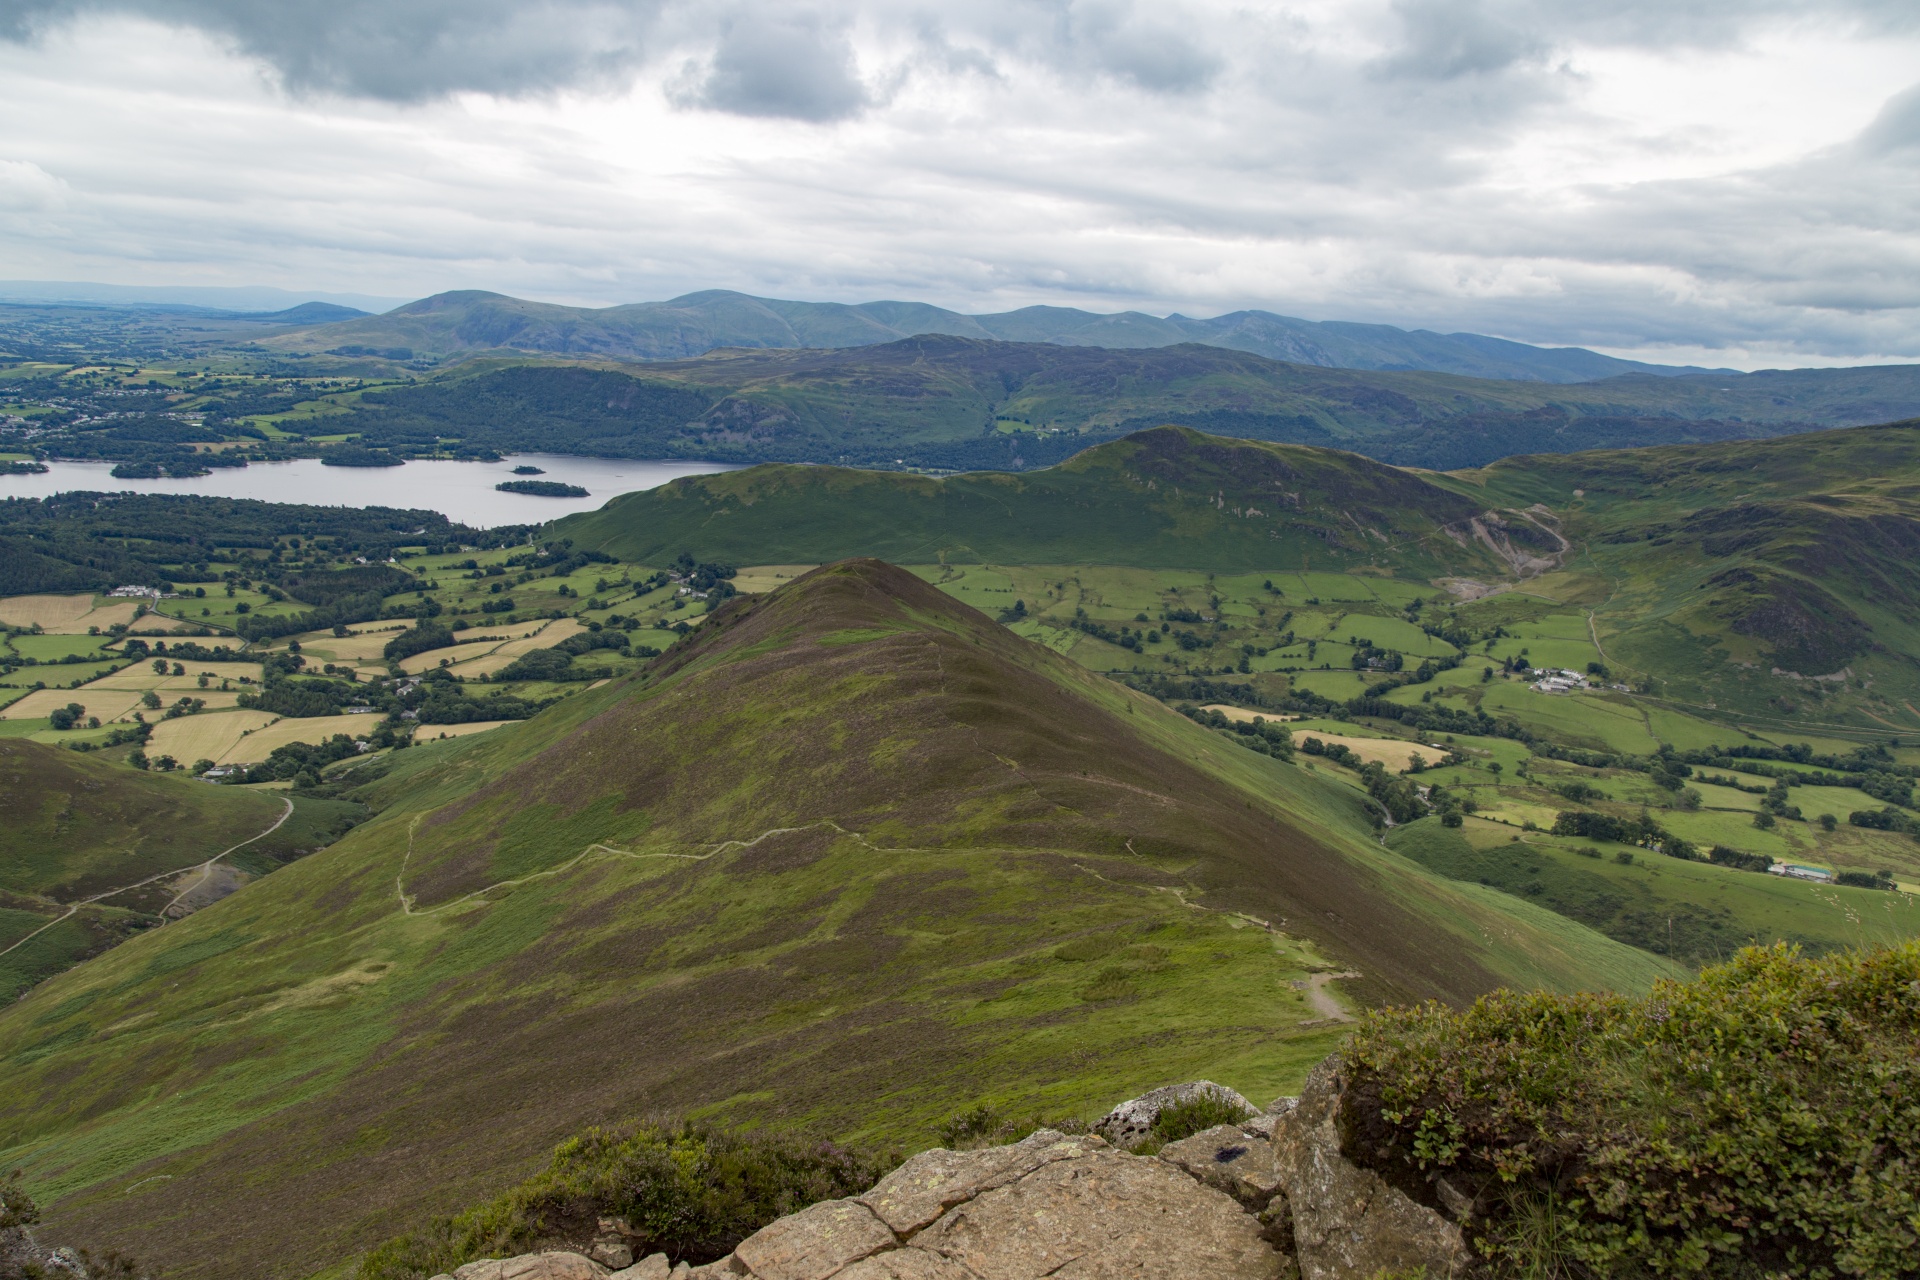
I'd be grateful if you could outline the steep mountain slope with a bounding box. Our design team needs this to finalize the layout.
[0,740,361,997]
[1,561,1670,1280]
[320,337,1920,471]
[261,288,1717,381]
[554,426,1541,576]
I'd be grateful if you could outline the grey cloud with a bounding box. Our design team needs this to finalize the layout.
[1067,2,1220,93]
[0,0,663,98]
[1383,0,1548,80]
[2,1,1919,365]
[687,12,869,120]
[1861,84,1920,153]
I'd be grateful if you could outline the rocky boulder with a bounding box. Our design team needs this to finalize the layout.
[442,1252,610,1280]
[431,1061,1478,1280]
[600,1127,1291,1280]
[1267,1058,1469,1280]
[1092,1081,1255,1148]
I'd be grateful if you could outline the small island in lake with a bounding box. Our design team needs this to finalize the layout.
[496,479,589,497]
[319,444,404,467]
[510,465,545,475]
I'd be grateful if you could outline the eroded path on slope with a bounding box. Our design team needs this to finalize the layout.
[0,796,295,960]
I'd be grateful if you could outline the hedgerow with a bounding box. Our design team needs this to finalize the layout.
[1342,943,1920,1279]
[357,1122,894,1279]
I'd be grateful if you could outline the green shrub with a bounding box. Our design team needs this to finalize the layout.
[939,1104,1007,1149]
[357,1122,895,1279]
[1151,1094,1255,1144]
[0,1170,38,1231]
[1343,942,1920,1279]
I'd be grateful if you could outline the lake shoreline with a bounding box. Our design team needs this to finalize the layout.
[0,453,741,528]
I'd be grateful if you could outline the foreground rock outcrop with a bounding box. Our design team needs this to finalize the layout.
[1270,1060,1468,1280]
[432,1062,1469,1280]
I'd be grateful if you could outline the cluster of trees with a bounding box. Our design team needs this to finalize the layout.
[1182,705,1292,759]
[0,492,503,596]
[1551,809,1696,860]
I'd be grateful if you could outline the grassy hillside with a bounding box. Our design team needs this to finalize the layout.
[0,740,363,997]
[0,561,1671,1280]
[554,426,1511,576]
[257,288,1709,382]
[1443,419,1920,722]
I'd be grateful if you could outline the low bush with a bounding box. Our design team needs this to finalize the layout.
[357,1122,896,1279]
[1343,942,1920,1279]
[1151,1094,1254,1144]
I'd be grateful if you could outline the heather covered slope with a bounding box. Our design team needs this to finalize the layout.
[1,561,1670,1280]
[555,426,1514,576]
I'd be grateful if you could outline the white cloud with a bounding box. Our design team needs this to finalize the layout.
[0,1,1913,365]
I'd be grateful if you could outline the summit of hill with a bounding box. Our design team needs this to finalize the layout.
[0,559,1668,1280]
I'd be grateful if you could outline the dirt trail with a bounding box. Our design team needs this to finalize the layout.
[1295,970,1361,1022]
[0,796,294,960]
[392,816,888,918]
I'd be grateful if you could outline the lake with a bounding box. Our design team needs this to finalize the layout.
[0,454,739,528]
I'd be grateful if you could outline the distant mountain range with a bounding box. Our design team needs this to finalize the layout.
[315,334,1920,472]
[268,288,1735,383]
[0,279,400,315]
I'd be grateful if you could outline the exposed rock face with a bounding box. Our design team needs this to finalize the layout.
[730,1199,897,1280]
[859,1130,1107,1234]
[913,1145,1283,1278]
[446,1252,611,1280]
[1093,1081,1255,1148]
[670,1128,1285,1280]
[1267,1059,1469,1280]
[446,1062,1474,1280]
[1157,1123,1286,1211]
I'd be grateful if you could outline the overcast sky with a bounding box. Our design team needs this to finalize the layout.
[0,0,1915,366]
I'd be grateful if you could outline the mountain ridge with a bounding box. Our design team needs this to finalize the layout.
[265,287,1732,382]
[317,336,1920,473]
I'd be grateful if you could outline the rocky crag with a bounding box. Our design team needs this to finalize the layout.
[431,1061,1467,1280]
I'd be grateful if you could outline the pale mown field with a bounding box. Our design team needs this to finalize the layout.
[214,714,379,765]
[734,564,820,594]
[1296,732,1450,768]
[0,594,164,634]
[147,710,282,764]
[413,719,513,742]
